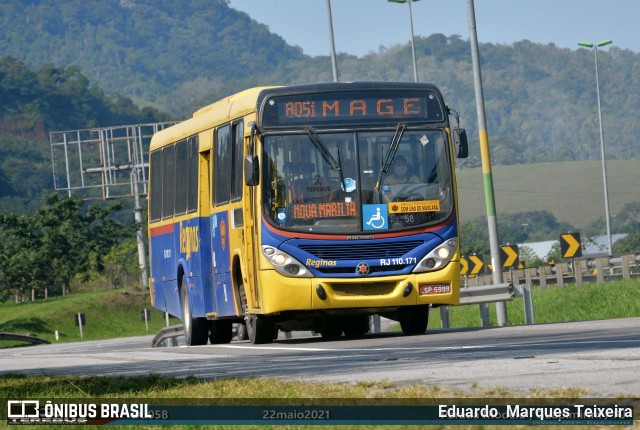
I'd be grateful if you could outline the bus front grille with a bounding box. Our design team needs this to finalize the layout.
[299,240,423,260]
[316,265,405,274]
[329,282,397,297]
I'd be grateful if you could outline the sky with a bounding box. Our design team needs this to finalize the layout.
[227,0,639,57]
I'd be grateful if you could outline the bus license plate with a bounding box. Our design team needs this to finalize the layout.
[419,283,450,295]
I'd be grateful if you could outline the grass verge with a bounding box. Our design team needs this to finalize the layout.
[0,289,169,347]
[427,278,640,329]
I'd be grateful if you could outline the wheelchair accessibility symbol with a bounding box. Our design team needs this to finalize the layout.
[363,204,388,231]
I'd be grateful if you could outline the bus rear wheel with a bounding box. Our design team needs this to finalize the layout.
[180,276,209,346]
[399,305,429,335]
[208,320,233,344]
[239,284,274,344]
[235,322,249,341]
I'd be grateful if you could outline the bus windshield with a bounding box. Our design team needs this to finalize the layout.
[262,128,453,233]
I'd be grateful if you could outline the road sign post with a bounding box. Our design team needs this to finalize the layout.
[74,313,86,339]
[141,309,151,333]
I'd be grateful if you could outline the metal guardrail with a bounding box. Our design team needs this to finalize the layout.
[439,282,535,329]
[0,332,50,345]
[468,253,640,288]
[151,325,182,348]
[459,283,514,305]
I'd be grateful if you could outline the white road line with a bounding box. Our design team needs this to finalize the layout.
[215,338,640,353]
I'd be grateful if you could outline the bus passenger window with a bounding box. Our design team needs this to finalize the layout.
[161,145,175,219]
[215,125,231,205]
[174,140,188,215]
[230,122,243,201]
[187,136,199,212]
[149,150,162,222]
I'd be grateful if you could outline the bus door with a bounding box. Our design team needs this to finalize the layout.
[210,121,244,317]
[211,210,234,316]
[243,124,260,312]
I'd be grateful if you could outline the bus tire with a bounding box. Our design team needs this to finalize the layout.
[399,305,429,335]
[316,318,343,340]
[180,276,208,346]
[208,320,233,344]
[247,314,275,344]
[239,284,274,344]
[344,315,370,337]
[235,323,249,341]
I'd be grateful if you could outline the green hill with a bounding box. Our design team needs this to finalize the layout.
[0,0,305,116]
[1,0,640,164]
[1,0,639,230]
[456,159,639,231]
[0,288,168,344]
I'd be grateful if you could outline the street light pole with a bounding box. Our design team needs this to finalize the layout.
[578,39,613,256]
[326,0,339,82]
[466,0,506,326]
[388,0,419,82]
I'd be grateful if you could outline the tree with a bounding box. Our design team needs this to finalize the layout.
[0,193,133,300]
[519,245,545,268]
[613,232,640,255]
[459,221,490,257]
[0,212,51,301]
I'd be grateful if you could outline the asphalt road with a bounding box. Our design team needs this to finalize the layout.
[1,318,639,396]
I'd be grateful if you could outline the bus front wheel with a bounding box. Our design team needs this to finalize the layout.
[344,315,371,337]
[239,284,275,344]
[399,305,429,335]
[316,317,343,339]
[180,276,209,346]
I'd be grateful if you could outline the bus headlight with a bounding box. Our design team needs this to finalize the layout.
[413,239,457,273]
[262,246,312,278]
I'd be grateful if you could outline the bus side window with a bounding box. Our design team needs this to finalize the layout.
[187,136,199,212]
[230,121,243,201]
[214,124,231,205]
[161,145,175,219]
[149,150,163,222]
[174,139,188,215]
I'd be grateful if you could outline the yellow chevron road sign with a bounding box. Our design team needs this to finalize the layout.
[460,257,469,275]
[560,232,582,258]
[500,245,519,269]
[469,255,484,277]
[461,254,484,277]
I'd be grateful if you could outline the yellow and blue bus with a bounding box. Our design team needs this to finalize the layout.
[148,82,468,345]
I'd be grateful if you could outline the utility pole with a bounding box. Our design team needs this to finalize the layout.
[326,0,339,82]
[466,0,506,326]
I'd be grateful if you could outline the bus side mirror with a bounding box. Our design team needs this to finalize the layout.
[245,155,260,186]
[455,129,469,159]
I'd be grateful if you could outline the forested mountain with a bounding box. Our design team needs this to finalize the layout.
[0,57,169,212]
[0,0,305,114]
[3,0,640,167]
[1,0,640,214]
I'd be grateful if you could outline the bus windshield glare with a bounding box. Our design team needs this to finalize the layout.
[262,128,453,233]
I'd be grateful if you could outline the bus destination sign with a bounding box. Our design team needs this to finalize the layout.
[261,90,444,127]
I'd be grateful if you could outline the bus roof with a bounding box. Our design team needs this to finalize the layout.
[150,82,444,151]
[150,86,277,152]
[255,81,442,105]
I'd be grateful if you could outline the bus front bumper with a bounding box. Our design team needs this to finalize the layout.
[257,261,460,315]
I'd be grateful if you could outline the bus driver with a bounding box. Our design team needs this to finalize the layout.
[386,154,420,185]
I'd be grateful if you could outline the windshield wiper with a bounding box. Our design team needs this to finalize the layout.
[305,128,346,191]
[375,123,406,191]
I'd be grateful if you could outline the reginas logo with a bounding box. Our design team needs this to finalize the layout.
[305,258,337,268]
[180,222,199,260]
